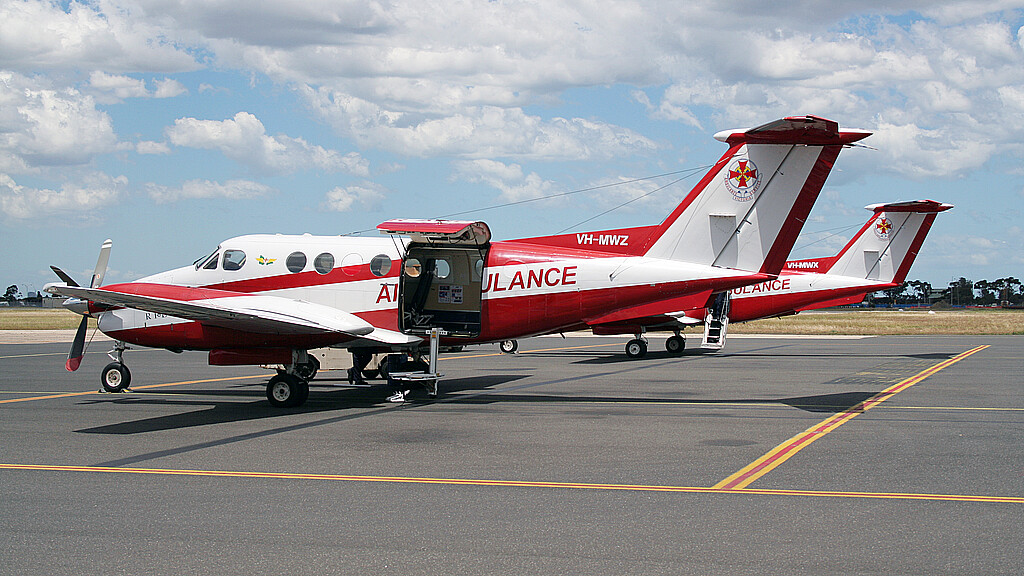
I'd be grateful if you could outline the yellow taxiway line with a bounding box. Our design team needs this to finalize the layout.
[713,344,991,490]
[0,342,619,405]
[0,463,1019,504]
[0,374,266,405]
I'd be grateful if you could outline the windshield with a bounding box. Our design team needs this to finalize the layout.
[193,248,219,270]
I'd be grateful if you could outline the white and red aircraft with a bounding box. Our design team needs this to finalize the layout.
[559,199,952,354]
[45,115,869,407]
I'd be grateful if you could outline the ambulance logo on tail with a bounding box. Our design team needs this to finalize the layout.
[725,158,760,201]
[874,214,892,239]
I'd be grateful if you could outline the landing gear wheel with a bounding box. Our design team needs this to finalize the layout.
[100,362,131,392]
[295,356,320,380]
[266,374,309,408]
[665,335,686,354]
[625,339,648,359]
[499,340,518,354]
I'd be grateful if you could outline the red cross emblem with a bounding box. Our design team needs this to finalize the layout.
[729,160,758,188]
[874,216,892,239]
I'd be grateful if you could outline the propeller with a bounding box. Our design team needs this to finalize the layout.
[57,239,112,372]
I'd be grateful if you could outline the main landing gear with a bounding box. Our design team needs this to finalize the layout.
[266,373,309,408]
[266,351,317,408]
[100,341,132,393]
[624,331,686,359]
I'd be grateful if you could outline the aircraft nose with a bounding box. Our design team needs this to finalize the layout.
[63,297,90,316]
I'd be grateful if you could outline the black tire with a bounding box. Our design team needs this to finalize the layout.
[266,374,308,408]
[499,340,518,354]
[665,335,686,354]
[624,339,647,359]
[361,369,380,380]
[100,362,131,392]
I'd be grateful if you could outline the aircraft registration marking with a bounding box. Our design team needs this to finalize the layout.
[1,463,1020,504]
[713,344,991,490]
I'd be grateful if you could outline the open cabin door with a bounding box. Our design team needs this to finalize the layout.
[377,219,491,338]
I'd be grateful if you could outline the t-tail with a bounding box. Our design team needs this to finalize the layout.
[805,200,953,283]
[642,115,870,275]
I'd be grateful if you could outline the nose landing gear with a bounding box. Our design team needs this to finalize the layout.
[100,341,132,393]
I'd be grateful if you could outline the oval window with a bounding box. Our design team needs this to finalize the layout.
[341,253,362,276]
[314,253,335,275]
[404,258,422,278]
[474,258,484,280]
[223,250,246,271]
[434,259,451,279]
[286,252,306,273]
[370,254,392,277]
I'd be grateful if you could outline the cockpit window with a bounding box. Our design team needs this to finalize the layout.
[223,250,246,271]
[194,248,219,270]
[203,253,220,270]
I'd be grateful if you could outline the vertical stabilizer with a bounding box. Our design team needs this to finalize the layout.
[643,116,870,275]
[825,200,953,283]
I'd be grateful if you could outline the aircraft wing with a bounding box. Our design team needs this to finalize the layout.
[45,283,412,344]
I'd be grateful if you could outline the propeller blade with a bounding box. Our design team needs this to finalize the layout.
[50,266,80,287]
[66,316,88,372]
[91,239,112,288]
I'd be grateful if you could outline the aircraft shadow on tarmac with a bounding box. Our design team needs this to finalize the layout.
[75,374,528,435]
[76,375,873,436]
[567,349,959,365]
[440,389,878,414]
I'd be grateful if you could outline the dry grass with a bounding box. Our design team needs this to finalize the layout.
[730,309,1024,335]
[0,308,94,330]
[3,306,1023,335]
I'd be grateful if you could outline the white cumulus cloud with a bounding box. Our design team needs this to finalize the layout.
[146,179,275,203]
[166,111,370,176]
[0,72,118,171]
[324,181,388,212]
[0,172,126,219]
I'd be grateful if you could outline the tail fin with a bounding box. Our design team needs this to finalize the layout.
[642,115,870,274]
[823,200,953,283]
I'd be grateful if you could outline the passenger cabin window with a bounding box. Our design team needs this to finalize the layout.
[434,259,451,279]
[370,254,392,277]
[223,250,246,271]
[286,252,306,273]
[314,252,334,275]
[404,258,422,277]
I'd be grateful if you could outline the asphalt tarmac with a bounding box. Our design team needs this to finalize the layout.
[1,334,1022,575]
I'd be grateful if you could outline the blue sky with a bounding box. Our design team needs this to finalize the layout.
[2,1,1024,297]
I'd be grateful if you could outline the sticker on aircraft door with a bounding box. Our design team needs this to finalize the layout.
[725,158,760,201]
[437,285,463,304]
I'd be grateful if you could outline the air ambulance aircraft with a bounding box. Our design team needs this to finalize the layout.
[45,115,869,407]
[558,199,951,355]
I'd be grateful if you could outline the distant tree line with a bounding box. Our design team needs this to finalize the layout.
[872,277,1023,307]
[4,285,43,306]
